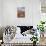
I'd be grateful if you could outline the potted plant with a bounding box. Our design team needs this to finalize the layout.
[31,35,38,46]
[37,21,45,37]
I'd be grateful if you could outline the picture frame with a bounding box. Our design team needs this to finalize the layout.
[17,7,25,18]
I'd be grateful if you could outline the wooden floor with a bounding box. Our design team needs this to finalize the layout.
[39,37,46,45]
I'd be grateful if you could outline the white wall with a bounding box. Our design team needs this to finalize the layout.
[0,0,3,26]
[1,0,41,27]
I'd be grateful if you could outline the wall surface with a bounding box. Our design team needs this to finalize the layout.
[0,0,3,26]
[0,0,41,27]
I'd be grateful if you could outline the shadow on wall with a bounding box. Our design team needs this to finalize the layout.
[0,27,5,40]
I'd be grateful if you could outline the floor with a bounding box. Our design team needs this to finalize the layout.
[40,37,46,45]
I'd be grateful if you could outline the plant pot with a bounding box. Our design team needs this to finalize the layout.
[40,32,44,37]
[33,41,36,46]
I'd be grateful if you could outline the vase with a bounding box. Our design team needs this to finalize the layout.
[33,41,36,46]
[40,32,44,38]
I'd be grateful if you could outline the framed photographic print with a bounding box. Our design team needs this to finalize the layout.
[17,7,25,18]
